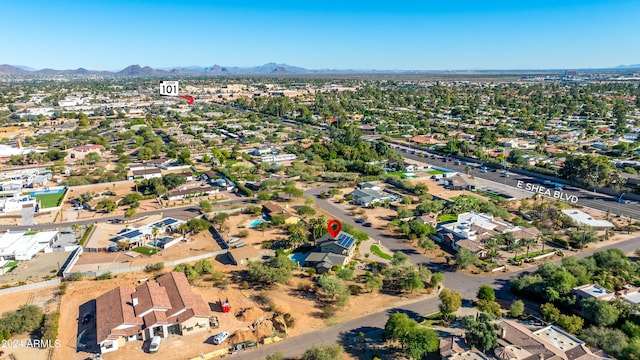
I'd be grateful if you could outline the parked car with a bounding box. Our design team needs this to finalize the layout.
[363,222,373,227]
[149,336,161,353]
[355,218,366,224]
[213,331,230,345]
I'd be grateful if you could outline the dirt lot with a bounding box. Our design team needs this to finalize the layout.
[0,252,72,286]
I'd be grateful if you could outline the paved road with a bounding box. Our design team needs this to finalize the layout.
[392,144,640,219]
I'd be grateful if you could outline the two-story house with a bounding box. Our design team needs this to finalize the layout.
[95,272,210,354]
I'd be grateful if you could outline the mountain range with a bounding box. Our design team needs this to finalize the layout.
[1,63,640,76]
[0,63,341,76]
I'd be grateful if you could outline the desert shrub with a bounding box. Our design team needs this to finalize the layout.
[67,272,84,281]
[144,262,164,273]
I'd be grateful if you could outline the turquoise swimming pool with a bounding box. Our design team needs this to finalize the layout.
[248,219,265,228]
[288,252,308,264]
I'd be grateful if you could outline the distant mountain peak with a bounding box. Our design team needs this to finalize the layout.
[0,64,28,74]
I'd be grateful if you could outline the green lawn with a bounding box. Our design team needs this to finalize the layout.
[132,247,158,256]
[370,245,392,260]
[25,231,37,236]
[437,214,458,223]
[32,190,66,208]
[386,171,407,179]
[5,261,18,268]
[450,194,481,205]
[427,170,445,175]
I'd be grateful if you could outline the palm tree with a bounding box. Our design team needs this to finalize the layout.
[522,237,536,260]
[485,240,499,262]
[151,226,160,253]
[509,242,524,262]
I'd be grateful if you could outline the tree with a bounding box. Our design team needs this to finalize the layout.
[557,314,584,333]
[184,218,211,234]
[396,207,414,220]
[405,327,439,359]
[400,272,425,293]
[581,326,629,357]
[162,173,187,189]
[335,267,354,281]
[84,152,102,164]
[124,208,136,220]
[461,313,500,351]
[137,146,153,161]
[582,298,620,326]
[295,205,316,218]
[365,275,383,293]
[439,289,462,317]
[283,185,304,199]
[391,251,410,267]
[95,199,117,213]
[455,248,478,269]
[431,272,445,287]
[507,300,525,318]
[477,300,502,317]
[477,285,495,302]
[301,344,344,360]
[121,192,143,206]
[384,312,439,358]
[384,312,416,349]
[257,191,271,201]
[540,303,560,322]
[199,200,213,213]
[247,254,295,285]
[417,236,436,254]
[212,212,230,230]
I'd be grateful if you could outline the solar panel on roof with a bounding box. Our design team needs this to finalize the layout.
[154,218,178,228]
[122,230,142,239]
[336,233,355,249]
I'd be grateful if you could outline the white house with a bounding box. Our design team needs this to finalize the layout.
[0,231,58,260]
[0,195,38,215]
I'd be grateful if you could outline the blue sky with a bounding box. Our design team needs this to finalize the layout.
[2,0,639,70]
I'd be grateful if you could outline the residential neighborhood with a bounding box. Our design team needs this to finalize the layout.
[1,47,640,360]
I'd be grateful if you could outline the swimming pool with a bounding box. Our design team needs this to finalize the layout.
[288,252,309,264]
[31,188,65,196]
[248,219,265,228]
[148,237,171,247]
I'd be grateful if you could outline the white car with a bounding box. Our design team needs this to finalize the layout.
[149,336,161,353]
[213,331,229,345]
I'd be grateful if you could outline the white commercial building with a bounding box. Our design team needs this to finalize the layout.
[0,231,58,260]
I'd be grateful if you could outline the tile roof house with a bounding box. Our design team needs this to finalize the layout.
[303,231,358,273]
[95,272,210,354]
[262,202,300,225]
[498,320,609,360]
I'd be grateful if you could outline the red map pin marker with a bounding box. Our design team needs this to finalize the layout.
[327,219,342,238]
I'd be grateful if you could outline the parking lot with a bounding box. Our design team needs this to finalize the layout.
[0,251,71,285]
